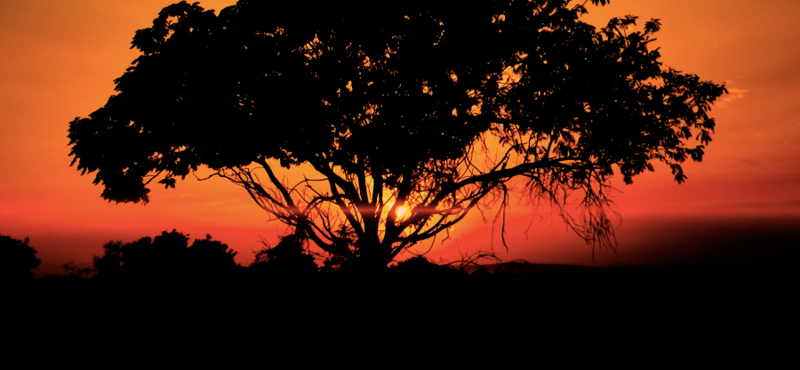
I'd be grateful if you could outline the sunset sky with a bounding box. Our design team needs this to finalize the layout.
[1,0,798,276]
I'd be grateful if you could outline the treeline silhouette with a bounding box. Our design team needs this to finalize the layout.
[0,234,40,284]
[2,229,491,287]
[3,231,797,367]
[3,230,506,367]
[92,230,239,281]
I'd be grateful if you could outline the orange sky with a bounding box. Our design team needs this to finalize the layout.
[1,0,799,275]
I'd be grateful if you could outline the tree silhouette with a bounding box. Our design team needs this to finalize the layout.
[0,234,41,282]
[250,232,319,276]
[93,230,238,280]
[69,0,726,270]
[62,260,93,280]
[187,233,241,273]
[93,240,123,276]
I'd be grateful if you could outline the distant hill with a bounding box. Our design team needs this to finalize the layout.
[462,261,798,275]
[464,261,597,274]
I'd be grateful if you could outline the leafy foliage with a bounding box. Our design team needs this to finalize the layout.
[93,230,239,278]
[70,0,726,267]
[0,234,41,281]
[62,260,93,280]
[251,233,318,275]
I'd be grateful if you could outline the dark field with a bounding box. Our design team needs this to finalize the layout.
[5,265,798,368]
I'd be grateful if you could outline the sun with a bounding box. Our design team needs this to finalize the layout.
[396,206,408,218]
[384,202,409,220]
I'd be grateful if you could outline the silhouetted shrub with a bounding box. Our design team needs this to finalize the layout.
[387,257,466,295]
[0,234,40,282]
[122,229,188,275]
[186,234,239,273]
[335,256,391,279]
[93,240,122,276]
[320,254,347,274]
[470,266,491,277]
[93,230,239,281]
[62,260,93,281]
[250,233,318,277]
[391,256,462,279]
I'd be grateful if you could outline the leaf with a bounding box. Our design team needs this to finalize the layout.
[159,177,177,189]
[644,18,662,34]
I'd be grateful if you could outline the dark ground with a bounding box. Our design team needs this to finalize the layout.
[4,265,798,368]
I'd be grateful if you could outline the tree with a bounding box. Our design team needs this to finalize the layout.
[0,234,41,281]
[93,240,123,276]
[68,0,726,270]
[92,230,238,279]
[63,260,93,280]
[250,232,319,276]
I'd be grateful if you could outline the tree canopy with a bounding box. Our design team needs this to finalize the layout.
[69,0,726,268]
[93,230,238,278]
[0,234,40,281]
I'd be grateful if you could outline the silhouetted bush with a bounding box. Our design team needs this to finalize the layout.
[249,233,318,277]
[319,253,346,274]
[62,260,93,282]
[0,234,40,282]
[93,229,239,282]
[187,234,240,273]
[386,256,468,300]
[93,240,122,276]
[391,256,463,280]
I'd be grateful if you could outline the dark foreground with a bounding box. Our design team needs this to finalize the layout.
[5,265,798,368]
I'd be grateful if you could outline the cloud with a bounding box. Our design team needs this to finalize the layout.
[718,86,748,107]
